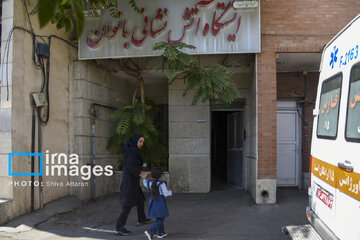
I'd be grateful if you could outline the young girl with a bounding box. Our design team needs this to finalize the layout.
[143,168,172,239]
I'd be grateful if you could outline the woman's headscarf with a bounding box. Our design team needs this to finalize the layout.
[122,134,144,154]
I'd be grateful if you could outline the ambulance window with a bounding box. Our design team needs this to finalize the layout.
[317,74,342,139]
[345,63,360,142]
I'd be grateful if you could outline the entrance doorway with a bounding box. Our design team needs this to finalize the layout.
[276,101,302,186]
[211,111,244,190]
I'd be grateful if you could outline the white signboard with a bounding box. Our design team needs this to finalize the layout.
[78,0,260,59]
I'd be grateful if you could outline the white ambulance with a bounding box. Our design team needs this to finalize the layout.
[306,14,360,240]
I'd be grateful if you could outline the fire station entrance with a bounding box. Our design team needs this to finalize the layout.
[211,108,244,190]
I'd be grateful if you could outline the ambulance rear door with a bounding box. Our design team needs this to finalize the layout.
[334,61,360,240]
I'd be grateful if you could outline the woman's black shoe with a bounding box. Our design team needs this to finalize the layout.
[113,227,131,235]
[137,218,152,226]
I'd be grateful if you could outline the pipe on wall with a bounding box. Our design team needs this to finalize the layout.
[89,103,117,200]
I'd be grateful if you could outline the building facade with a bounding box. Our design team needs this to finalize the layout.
[0,0,359,223]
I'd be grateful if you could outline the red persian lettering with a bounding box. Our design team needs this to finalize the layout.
[131,16,149,46]
[122,19,128,38]
[150,8,168,38]
[106,21,121,39]
[211,1,237,36]
[168,18,194,43]
[196,18,201,34]
[196,0,214,7]
[86,26,105,48]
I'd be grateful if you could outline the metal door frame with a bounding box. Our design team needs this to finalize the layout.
[276,101,302,187]
[226,110,245,189]
[211,109,245,189]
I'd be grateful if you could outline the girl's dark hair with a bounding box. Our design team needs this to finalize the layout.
[151,167,163,200]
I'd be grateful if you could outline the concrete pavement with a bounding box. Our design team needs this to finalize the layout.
[0,187,311,240]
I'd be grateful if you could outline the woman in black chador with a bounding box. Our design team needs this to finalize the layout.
[114,134,151,236]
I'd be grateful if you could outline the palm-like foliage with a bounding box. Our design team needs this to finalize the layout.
[153,42,240,105]
[34,0,141,38]
[107,99,168,169]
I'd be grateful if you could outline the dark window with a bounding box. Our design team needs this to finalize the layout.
[153,104,168,140]
[345,63,360,142]
[317,73,342,139]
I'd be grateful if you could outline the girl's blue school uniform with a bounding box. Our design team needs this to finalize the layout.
[144,180,169,218]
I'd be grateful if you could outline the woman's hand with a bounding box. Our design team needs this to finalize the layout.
[139,172,150,179]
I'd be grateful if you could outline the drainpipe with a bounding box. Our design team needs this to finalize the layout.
[89,103,117,201]
[31,106,36,212]
[30,94,45,210]
[38,111,43,209]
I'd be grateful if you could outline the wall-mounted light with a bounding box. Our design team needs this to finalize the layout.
[233,0,259,10]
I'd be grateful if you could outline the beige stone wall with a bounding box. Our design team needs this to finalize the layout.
[168,78,211,192]
[233,71,253,192]
[0,0,14,203]
[168,54,254,193]
[70,60,136,200]
[0,0,76,223]
[0,0,136,223]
